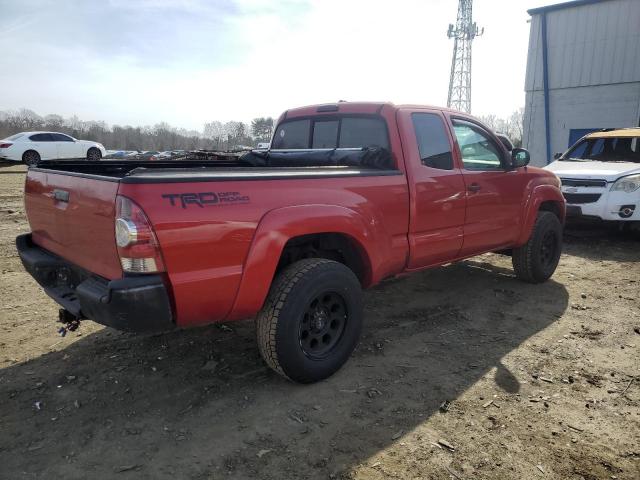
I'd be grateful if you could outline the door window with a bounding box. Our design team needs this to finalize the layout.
[452,121,504,171]
[411,113,454,170]
[29,133,54,142]
[51,133,74,142]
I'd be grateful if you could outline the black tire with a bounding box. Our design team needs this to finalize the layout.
[256,258,363,383]
[87,148,102,161]
[512,211,563,283]
[22,150,41,167]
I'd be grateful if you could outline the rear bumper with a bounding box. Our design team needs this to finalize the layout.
[16,234,175,333]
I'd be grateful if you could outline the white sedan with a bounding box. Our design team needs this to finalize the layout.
[0,132,106,166]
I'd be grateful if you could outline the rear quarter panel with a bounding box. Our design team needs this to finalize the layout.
[118,173,409,328]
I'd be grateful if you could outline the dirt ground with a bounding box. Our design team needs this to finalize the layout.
[0,162,638,480]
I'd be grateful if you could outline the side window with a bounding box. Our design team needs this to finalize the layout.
[411,113,453,170]
[312,120,338,148]
[452,121,503,170]
[51,133,74,142]
[29,133,54,142]
[272,120,311,149]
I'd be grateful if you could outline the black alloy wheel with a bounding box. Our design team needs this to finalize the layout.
[22,150,41,167]
[299,292,348,359]
[256,258,363,383]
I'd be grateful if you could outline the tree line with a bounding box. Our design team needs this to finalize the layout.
[0,107,524,152]
[0,109,275,152]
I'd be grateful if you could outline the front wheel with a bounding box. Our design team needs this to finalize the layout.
[87,148,102,161]
[512,211,563,283]
[256,258,363,383]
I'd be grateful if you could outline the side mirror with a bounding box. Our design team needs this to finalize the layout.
[511,148,530,168]
[553,152,563,160]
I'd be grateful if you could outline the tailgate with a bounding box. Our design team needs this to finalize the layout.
[24,170,122,279]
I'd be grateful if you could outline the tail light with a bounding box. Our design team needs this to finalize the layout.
[150,155,157,161]
[115,195,165,273]
[0,142,12,148]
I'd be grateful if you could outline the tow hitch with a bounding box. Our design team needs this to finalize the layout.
[57,309,82,336]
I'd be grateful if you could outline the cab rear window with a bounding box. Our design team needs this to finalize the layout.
[272,116,389,150]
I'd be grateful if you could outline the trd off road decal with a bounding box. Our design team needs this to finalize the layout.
[162,192,250,208]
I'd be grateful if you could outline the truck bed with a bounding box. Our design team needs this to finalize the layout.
[32,162,400,186]
[32,148,398,182]
[30,159,243,180]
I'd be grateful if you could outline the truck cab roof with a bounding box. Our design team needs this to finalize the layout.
[281,102,466,120]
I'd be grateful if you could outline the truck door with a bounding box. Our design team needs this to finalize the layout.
[449,118,525,255]
[398,109,466,268]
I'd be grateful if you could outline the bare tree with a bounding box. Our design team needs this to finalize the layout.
[0,108,261,152]
[478,108,525,148]
[508,108,524,148]
[5,109,44,131]
[251,117,274,142]
[204,121,225,149]
[44,114,65,130]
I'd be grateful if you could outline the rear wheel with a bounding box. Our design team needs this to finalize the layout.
[22,150,41,167]
[512,211,563,283]
[256,258,363,383]
[87,148,102,161]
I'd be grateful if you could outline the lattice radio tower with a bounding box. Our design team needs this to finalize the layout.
[447,0,483,113]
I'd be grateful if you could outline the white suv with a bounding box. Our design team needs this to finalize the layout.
[545,128,640,228]
[0,132,106,166]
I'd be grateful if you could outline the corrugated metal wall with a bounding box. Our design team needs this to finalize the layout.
[525,0,640,90]
[523,0,640,166]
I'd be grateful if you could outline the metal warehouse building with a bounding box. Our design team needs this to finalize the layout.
[523,0,640,166]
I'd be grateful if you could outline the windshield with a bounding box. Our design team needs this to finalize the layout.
[5,133,24,141]
[564,136,640,163]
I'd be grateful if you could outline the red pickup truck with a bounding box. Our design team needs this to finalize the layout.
[17,102,565,383]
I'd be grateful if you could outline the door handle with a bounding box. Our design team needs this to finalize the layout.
[53,189,70,202]
[467,183,481,193]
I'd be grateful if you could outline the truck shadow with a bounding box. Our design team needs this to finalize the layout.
[563,220,639,262]
[0,258,568,479]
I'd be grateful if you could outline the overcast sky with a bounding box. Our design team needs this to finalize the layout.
[0,0,552,130]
